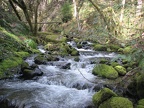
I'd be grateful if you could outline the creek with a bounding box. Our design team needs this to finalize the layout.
[0,41,117,108]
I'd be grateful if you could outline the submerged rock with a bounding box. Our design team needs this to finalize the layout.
[92,64,118,79]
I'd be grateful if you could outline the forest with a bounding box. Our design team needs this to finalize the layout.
[0,0,144,108]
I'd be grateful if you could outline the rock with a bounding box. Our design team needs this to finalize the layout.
[61,63,71,69]
[99,58,109,64]
[74,57,80,62]
[92,88,117,108]
[114,65,126,75]
[34,55,46,64]
[71,49,79,56]
[22,68,43,79]
[93,44,107,51]
[137,99,144,108]
[99,97,133,108]
[92,64,118,79]
[137,74,144,99]
[21,62,30,72]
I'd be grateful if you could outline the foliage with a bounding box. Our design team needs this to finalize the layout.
[24,39,37,49]
[61,2,73,23]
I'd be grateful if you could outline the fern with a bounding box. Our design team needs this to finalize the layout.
[111,54,132,62]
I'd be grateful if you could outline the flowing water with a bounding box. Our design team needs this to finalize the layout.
[0,41,116,108]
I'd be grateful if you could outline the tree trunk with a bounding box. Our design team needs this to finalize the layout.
[12,0,33,33]
[34,0,40,35]
[8,0,21,21]
[136,0,143,16]
[73,0,81,31]
[119,0,126,25]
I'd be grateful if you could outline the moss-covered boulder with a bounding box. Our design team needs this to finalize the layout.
[92,64,118,79]
[60,43,79,56]
[99,97,133,108]
[92,88,117,107]
[71,49,79,56]
[137,99,144,108]
[34,55,46,64]
[118,46,133,54]
[114,65,126,75]
[137,74,144,99]
[99,58,109,64]
[107,44,121,52]
[93,44,107,51]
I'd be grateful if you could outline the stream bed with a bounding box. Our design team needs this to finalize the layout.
[0,41,117,108]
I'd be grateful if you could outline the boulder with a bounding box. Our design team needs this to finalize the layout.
[114,65,126,75]
[92,64,118,79]
[99,97,133,108]
[61,63,71,69]
[93,44,107,51]
[34,55,46,64]
[92,88,117,108]
[137,74,144,99]
[22,68,43,79]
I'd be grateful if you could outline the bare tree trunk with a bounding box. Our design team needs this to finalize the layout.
[8,0,21,21]
[73,0,81,31]
[88,0,110,32]
[34,0,40,35]
[136,0,143,16]
[119,0,126,24]
[12,0,33,33]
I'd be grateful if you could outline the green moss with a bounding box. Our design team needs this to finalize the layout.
[24,39,37,49]
[107,44,120,52]
[136,74,144,99]
[99,97,133,108]
[99,58,109,64]
[71,49,79,56]
[92,88,117,107]
[92,64,118,79]
[0,57,23,78]
[14,51,30,58]
[93,44,107,51]
[122,46,133,54]
[138,99,144,106]
[114,65,126,75]
[110,62,119,67]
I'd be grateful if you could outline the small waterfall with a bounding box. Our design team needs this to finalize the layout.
[0,41,117,108]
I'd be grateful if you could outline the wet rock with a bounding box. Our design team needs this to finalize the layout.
[74,57,80,62]
[61,63,71,69]
[22,68,43,79]
[92,64,118,79]
[92,88,117,108]
[21,62,30,72]
[34,55,47,64]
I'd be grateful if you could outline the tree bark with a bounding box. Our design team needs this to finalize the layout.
[12,0,33,33]
[34,0,40,35]
[8,0,21,21]
[119,0,126,24]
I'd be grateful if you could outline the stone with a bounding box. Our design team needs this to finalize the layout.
[92,88,117,108]
[99,97,133,108]
[114,65,126,75]
[92,64,118,79]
